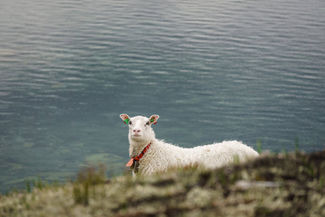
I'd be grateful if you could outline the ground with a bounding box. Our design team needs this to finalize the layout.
[1,151,324,217]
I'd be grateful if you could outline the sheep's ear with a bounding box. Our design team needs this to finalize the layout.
[149,114,159,125]
[120,114,130,125]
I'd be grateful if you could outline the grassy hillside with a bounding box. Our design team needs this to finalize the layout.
[1,151,325,217]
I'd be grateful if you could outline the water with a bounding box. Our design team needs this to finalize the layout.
[0,0,324,193]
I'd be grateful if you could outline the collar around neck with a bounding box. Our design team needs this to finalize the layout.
[126,142,151,167]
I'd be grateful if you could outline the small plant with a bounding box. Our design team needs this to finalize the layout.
[25,180,31,193]
[256,140,262,154]
[281,148,287,156]
[76,164,107,185]
[24,177,48,193]
[73,182,89,206]
[73,164,107,206]
[34,177,44,190]
[295,137,300,153]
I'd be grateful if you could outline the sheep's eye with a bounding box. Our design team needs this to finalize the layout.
[129,121,132,125]
[145,121,150,126]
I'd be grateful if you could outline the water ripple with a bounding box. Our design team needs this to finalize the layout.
[0,0,325,193]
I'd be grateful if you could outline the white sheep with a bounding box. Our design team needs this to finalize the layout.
[120,114,259,175]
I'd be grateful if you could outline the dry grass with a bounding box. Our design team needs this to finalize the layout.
[1,151,325,217]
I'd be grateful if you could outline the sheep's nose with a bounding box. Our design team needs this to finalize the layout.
[133,129,141,133]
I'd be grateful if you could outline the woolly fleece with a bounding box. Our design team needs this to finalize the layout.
[120,114,259,175]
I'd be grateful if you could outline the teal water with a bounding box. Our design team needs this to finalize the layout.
[0,0,324,193]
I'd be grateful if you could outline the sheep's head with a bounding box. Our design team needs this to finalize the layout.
[120,114,159,144]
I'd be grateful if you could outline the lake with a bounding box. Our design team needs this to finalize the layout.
[0,0,324,193]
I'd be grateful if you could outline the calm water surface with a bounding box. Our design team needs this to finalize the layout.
[0,0,324,192]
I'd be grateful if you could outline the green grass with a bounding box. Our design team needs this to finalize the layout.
[23,177,47,193]
[256,140,262,154]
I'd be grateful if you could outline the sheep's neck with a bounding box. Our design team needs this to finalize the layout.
[129,139,154,157]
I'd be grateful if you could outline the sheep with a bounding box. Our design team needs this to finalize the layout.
[120,114,259,175]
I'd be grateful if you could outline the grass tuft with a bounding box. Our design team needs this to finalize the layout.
[256,140,262,154]
[73,164,107,206]
[295,137,300,153]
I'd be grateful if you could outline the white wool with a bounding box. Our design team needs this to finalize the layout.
[120,114,259,175]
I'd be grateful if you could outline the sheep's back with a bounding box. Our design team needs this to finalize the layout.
[192,141,258,168]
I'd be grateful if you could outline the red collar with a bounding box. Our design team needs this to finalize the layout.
[126,143,151,167]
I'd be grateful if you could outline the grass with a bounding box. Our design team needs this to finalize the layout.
[295,137,300,153]
[72,165,107,206]
[256,140,262,154]
[1,149,325,217]
[24,177,47,193]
